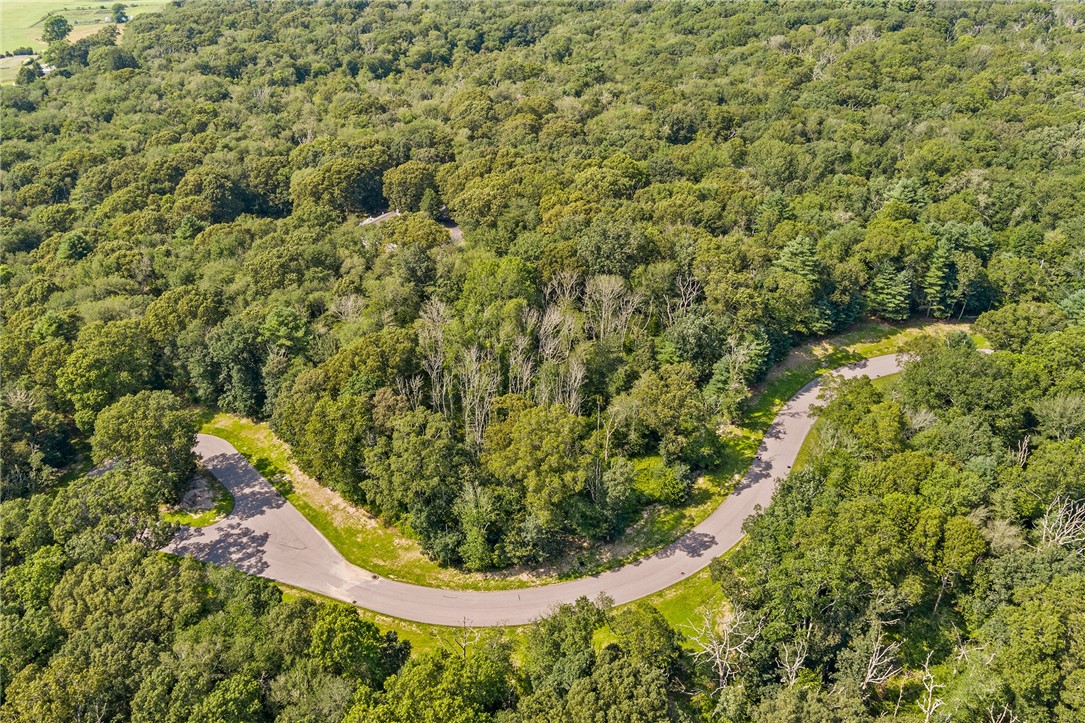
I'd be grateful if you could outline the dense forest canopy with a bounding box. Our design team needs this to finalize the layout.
[2,0,1085,720]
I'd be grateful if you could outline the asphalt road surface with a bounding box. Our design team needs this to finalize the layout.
[166,353,902,626]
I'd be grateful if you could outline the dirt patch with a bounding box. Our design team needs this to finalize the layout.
[288,463,380,530]
[180,475,216,512]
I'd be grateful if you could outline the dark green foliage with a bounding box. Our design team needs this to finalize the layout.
[90,390,199,488]
[3,0,1085,718]
[711,331,1085,721]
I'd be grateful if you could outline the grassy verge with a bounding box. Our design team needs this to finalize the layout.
[162,472,233,527]
[596,554,730,653]
[199,412,542,591]
[278,583,532,657]
[198,319,976,593]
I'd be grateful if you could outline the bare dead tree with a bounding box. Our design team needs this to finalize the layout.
[860,628,902,692]
[330,293,365,323]
[418,299,453,417]
[583,275,623,342]
[663,272,701,327]
[535,363,558,409]
[458,346,499,449]
[777,621,812,688]
[1036,495,1085,552]
[685,604,765,692]
[987,703,1022,723]
[437,619,483,660]
[848,23,878,48]
[3,387,37,411]
[602,394,640,462]
[396,374,424,412]
[917,652,945,723]
[812,49,838,80]
[538,304,578,363]
[583,275,641,343]
[1014,434,1030,468]
[950,626,989,673]
[557,353,587,415]
[508,334,536,396]
[545,269,581,306]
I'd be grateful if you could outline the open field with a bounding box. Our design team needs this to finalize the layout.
[0,0,165,53]
[0,54,34,83]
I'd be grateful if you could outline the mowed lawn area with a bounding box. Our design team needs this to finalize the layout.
[1,0,165,53]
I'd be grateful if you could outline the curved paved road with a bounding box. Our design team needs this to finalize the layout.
[166,354,902,626]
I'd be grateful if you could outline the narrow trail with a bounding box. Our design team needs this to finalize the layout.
[166,354,902,626]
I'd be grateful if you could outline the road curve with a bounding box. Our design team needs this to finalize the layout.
[166,354,902,626]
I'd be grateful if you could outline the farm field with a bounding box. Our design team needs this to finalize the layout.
[0,0,164,53]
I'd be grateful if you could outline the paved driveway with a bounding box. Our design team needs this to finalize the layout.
[166,354,901,625]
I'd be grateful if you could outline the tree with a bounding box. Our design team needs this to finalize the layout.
[865,267,912,321]
[974,302,1068,352]
[560,653,673,722]
[383,161,437,212]
[189,675,262,723]
[56,320,154,431]
[41,16,72,44]
[629,363,719,467]
[483,403,586,530]
[90,391,199,487]
[344,652,493,723]
[174,167,245,223]
[48,464,175,560]
[309,603,409,687]
[932,516,986,610]
[921,242,954,318]
[364,409,464,562]
[523,597,605,694]
[270,660,356,723]
[291,152,390,217]
[987,574,1085,718]
[111,3,128,23]
[610,603,683,678]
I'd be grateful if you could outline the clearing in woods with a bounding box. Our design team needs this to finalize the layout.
[0,0,165,54]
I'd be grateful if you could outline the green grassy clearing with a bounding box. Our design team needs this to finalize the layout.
[0,54,34,83]
[162,472,234,527]
[0,0,164,53]
[595,566,724,650]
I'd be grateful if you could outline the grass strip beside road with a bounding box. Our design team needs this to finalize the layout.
[197,319,978,594]
[198,412,539,591]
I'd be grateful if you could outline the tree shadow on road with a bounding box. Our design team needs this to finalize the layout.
[167,522,271,575]
[652,530,717,559]
[203,453,287,520]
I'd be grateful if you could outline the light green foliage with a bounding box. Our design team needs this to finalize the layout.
[309,603,408,686]
[384,160,438,213]
[523,597,606,695]
[974,301,1069,352]
[483,403,586,530]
